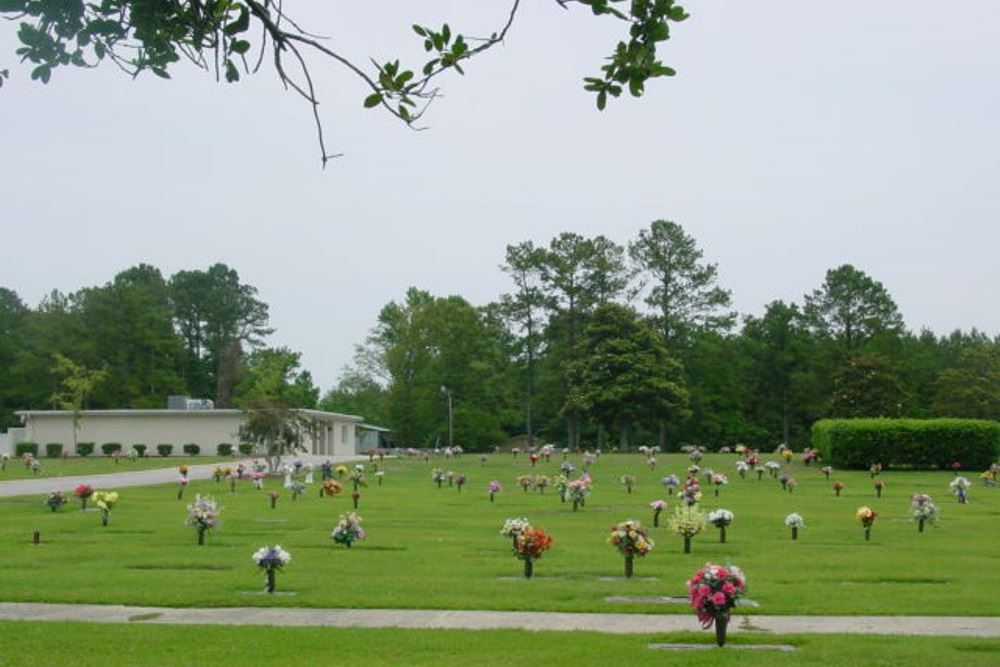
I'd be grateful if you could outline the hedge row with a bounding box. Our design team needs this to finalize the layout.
[813,418,1000,470]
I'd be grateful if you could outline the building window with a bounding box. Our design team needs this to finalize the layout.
[341,425,348,443]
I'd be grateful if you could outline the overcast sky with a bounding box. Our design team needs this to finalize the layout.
[2,1,998,392]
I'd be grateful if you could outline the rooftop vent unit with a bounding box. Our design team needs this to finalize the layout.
[167,395,215,411]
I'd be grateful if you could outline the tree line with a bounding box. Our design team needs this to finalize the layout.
[324,221,999,450]
[0,263,317,429]
[2,222,997,450]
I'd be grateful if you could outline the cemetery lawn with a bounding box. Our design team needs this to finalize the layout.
[0,453,997,616]
[2,622,999,667]
[0,455,232,480]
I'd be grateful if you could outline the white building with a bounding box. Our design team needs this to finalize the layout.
[5,408,365,457]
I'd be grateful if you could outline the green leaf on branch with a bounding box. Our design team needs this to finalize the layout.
[363,92,383,108]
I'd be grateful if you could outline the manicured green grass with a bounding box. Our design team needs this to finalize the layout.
[2,621,999,667]
[0,453,997,615]
[0,455,232,480]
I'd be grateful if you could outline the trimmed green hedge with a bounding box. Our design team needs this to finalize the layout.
[217,443,233,456]
[101,443,123,456]
[238,443,253,455]
[14,442,37,456]
[813,418,1000,470]
[77,442,95,457]
[132,444,147,457]
[182,443,200,456]
[45,443,63,458]
[157,444,173,457]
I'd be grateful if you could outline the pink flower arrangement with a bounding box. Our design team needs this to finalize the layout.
[687,562,747,628]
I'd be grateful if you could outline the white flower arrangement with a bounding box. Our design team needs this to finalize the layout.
[707,509,734,527]
[785,513,805,528]
[252,545,291,568]
[500,517,531,537]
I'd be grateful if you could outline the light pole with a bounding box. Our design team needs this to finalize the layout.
[440,386,453,448]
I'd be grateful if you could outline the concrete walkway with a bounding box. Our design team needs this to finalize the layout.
[0,455,366,498]
[0,603,997,637]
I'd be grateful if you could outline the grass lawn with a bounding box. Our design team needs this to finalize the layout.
[1,622,998,667]
[0,453,997,615]
[0,455,233,480]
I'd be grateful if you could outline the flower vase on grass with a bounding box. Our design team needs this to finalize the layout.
[778,474,789,491]
[321,479,342,498]
[950,477,971,504]
[177,476,189,500]
[455,475,467,492]
[501,518,530,550]
[268,491,279,510]
[185,494,221,545]
[432,469,446,489]
[661,474,680,495]
[834,481,845,497]
[488,480,502,503]
[670,505,706,554]
[252,545,291,593]
[290,481,305,502]
[821,466,833,480]
[710,474,727,497]
[649,500,666,527]
[910,494,938,532]
[74,484,94,511]
[874,480,885,498]
[707,509,733,543]
[45,490,67,512]
[786,478,797,493]
[93,491,119,526]
[517,475,535,492]
[375,471,385,486]
[688,562,747,647]
[534,475,549,494]
[351,491,360,509]
[567,476,590,511]
[870,463,883,479]
[349,471,367,492]
[857,506,878,541]
[619,474,635,495]
[785,513,804,540]
[608,519,653,578]
[515,525,553,579]
[735,461,748,479]
[331,513,365,548]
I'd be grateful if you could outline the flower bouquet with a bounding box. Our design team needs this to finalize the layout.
[177,475,189,500]
[179,465,189,478]
[785,478,797,493]
[252,545,291,593]
[488,480,502,502]
[608,519,653,578]
[529,453,539,467]
[619,474,636,495]
[351,491,361,509]
[833,481,845,497]
[870,463,883,478]
[289,481,306,501]
[455,474,467,492]
[777,473,790,490]
[268,490,279,509]
[821,465,833,480]
[710,473,727,497]
[662,474,680,494]
[649,499,667,527]
[734,460,749,479]
[566,475,590,511]
[781,447,794,463]
[349,470,367,491]
[250,470,265,490]
[45,490,67,512]
[514,526,553,579]
[93,491,119,526]
[874,479,886,498]
[73,483,95,511]
[910,493,938,532]
[553,475,569,502]
[707,509,733,543]
[560,461,576,476]
[533,475,549,493]
[335,464,348,478]
[765,461,780,478]
[185,494,221,545]
[677,477,702,506]
[517,475,535,492]
[512,447,520,459]
[321,479,342,498]
[432,468,447,489]
[802,448,818,466]
[950,477,971,504]
[689,448,703,463]
[856,506,878,541]
[687,562,747,646]
[670,505,707,554]
[785,512,804,540]
[331,512,365,548]
[501,517,531,549]
[375,471,385,486]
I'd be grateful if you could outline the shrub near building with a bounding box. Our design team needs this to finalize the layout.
[813,418,1000,470]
